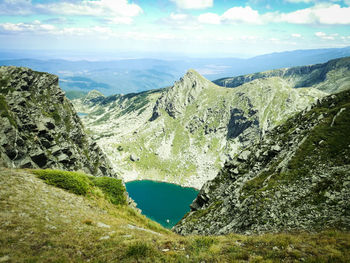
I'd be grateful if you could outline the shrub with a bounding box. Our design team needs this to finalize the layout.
[32,169,91,195]
[90,177,127,205]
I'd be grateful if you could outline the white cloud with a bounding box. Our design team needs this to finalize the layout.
[170,0,213,10]
[222,6,261,24]
[197,6,262,25]
[0,0,142,24]
[0,0,32,15]
[37,0,142,18]
[0,21,56,33]
[285,0,313,3]
[291,33,302,38]
[315,31,338,40]
[275,4,350,25]
[196,3,350,26]
[169,13,189,21]
[198,13,221,24]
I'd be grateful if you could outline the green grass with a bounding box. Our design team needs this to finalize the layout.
[90,176,127,205]
[32,169,92,195]
[1,168,350,262]
[32,169,127,206]
[126,242,159,260]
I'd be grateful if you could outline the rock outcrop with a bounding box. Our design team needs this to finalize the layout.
[173,89,350,235]
[0,66,116,178]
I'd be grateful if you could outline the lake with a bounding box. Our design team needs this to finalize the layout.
[125,180,199,228]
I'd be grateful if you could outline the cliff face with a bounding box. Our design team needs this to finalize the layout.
[214,56,350,94]
[174,89,350,235]
[0,66,116,177]
[73,69,325,188]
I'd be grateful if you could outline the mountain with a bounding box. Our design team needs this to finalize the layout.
[173,89,350,235]
[214,56,350,94]
[73,65,327,188]
[1,46,350,95]
[0,66,116,178]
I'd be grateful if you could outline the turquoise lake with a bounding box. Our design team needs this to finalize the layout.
[125,180,199,228]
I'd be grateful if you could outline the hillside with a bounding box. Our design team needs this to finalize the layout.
[1,167,349,262]
[0,66,116,178]
[214,56,350,94]
[73,69,326,188]
[174,88,350,235]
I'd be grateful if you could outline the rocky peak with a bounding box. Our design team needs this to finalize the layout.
[150,69,216,120]
[83,89,105,105]
[0,66,117,178]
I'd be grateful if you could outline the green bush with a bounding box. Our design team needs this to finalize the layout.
[33,169,127,206]
[32,169,91,195]
[90,177,126,205]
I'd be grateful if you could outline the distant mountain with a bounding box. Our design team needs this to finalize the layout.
[174,88,350,235]
[1,47,350,95]
[214,56,350,94]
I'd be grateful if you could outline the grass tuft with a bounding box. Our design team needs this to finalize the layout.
[90,176,127,205]
[32,169,91,195]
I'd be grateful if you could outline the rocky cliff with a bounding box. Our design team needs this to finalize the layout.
[0,66,116,177]
[73,68,325,188]
[174,89,350,235]
[214,56,350,94]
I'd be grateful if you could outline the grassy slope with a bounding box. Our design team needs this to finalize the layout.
[1,167,350,262]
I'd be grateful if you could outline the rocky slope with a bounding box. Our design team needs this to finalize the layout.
[0,66,116,177]
[214,56,350,94]
[173,89,350,235]
[73,69,325,188]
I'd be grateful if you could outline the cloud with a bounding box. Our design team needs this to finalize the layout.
[0,21,56,34]
[315,31,338,40]
[170,0,213,10]
[291,33,302,38]
[197,6,262,25]
[198,13,221,24]
[0,0,142,24]
[222,6,261,24]
[275,4,350,25]
[196,3,350,26]
[0,0,33,15]
[285,0,314,3]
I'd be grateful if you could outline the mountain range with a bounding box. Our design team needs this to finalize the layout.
[72,57,350,189]
[1,46,350,95]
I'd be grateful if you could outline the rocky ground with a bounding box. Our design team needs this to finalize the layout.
[174,89,350,235]
[0,66,116,178]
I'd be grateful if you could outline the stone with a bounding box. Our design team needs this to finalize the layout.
[238,150,251,161]
[97,222,111,228]
[130,154,140,162]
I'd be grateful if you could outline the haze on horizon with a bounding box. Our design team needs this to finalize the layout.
[0,0,350,59]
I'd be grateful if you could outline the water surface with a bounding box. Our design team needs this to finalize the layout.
[125,180,199,228]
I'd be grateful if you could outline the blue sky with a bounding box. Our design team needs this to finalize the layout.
[0,0,350,58]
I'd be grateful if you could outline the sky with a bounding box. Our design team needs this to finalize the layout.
[0,0,350,58]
